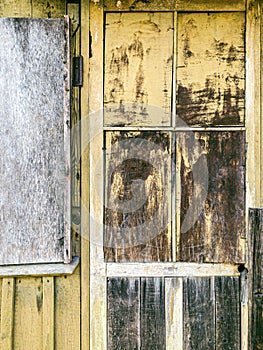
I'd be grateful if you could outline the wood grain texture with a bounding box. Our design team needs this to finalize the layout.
[183,277,215,350]
[177,12,245,127]
[0,0,31,17]
[104,131,171,262]
[107,278,140,350]
[54,267,81,350]
[215,276,240,350]
[140,278,165,350]
[104,0,245,11]
[42,277,54,350]
[13,277,43,350]
[31,0,65,18]
[177,131,245,263]
[0,18,71,264]
[0,278,14,350]
[249,209,263,350]
[104,12,173,126]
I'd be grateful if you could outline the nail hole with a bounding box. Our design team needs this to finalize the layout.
[238,264,246,272]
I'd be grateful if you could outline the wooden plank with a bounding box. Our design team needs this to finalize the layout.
[13,277,43,350]
[0,0,31,17]
[103,0,245,11]
[31,0,65,18]
[80,0,90,349]
[165,278,183,350]
[177,131,245,263]
[0,278,14,350]
[42,277,54,350]
[107,262,239,278]
[176,12,245,127]
[89,2,107,349]
[250,209,263,350]
[215,276,240,349]
[183,277,215,350]
[246,0,261,207]
[107,278,140,349]
[140,277,165,350]
[0,18,71,265]
[0,257,79,278]
[54,267,81,350]
[104,131,171,262]
[104,12,173,126]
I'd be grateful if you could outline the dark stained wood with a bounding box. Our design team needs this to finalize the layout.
[140,278,165,350]
[107,278,140,350]
[215,276,240,349]
[0,18,71,265]
[249,209,263,350]
[104,131,171,262]
[177,131,245,263]
[176,12,245,127]
[183,277,215,350]
[104,12,173,126]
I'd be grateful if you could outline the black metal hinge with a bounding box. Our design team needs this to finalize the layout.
[72,55,83,87]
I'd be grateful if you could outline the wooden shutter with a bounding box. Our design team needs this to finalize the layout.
[0,17,71,265]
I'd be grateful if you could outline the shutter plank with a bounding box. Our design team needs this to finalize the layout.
[107,278,140,350]
[0,18,71,264]
[183,277,215,350]
[178,131,245,263]
[215,276,240,349]
[177,12,245,127]
[141,277,165,350]
[250,209,263,350]
[104,131,171,262]
[104,12,173,127]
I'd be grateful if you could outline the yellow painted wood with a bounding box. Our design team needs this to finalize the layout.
[0,278,14,350]
[104,12,174,126]
[80,0,90,349]
[246,0,262,208]
[0,0,31,17]
[31,0,65,18]
[55,267,80,350]
[13,277,43,350]
[104,0,245,11]
[43,277,54,350]
[165,278,183,350]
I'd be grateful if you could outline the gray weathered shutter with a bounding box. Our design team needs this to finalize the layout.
[0,17,71,265]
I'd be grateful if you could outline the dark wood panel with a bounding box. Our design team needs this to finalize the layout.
[249,209,263,350]
[183,277,215,350]
[104,12,173,126]
[215,276,240,349]
[177,12,245,127]
[177,131,245,263]
[140,278,165,350]
[107,278,140,350]
[104,131,171,262]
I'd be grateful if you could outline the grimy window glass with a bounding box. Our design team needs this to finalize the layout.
[0,18,71,265]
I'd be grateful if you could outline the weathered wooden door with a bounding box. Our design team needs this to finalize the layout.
[88,1,254,349]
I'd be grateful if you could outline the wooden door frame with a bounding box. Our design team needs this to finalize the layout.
[80,1,263,349]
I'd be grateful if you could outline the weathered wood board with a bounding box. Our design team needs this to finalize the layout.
[249,209,263,350]
[183,277,215,349]
[104,12,173,126]
[0,18,71,265]
[177,131,245,263]
[107,278,140,349]
[176,12,245,127]
[104,131,171,262]
[215,276,240,349]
